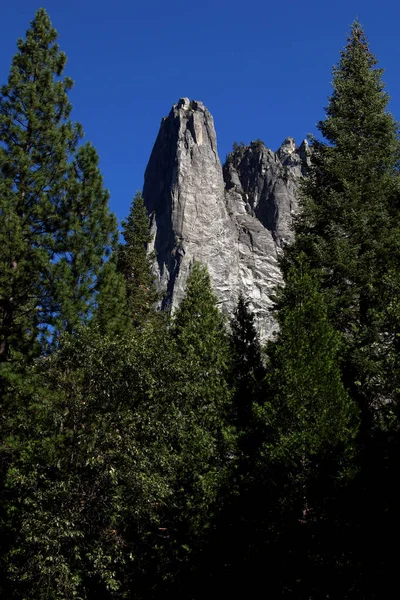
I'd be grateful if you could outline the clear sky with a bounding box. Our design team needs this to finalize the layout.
[1,0,399,223]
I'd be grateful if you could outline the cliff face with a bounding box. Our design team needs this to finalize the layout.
[143,97,308,339]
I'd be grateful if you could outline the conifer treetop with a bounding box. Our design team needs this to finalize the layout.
[320,20,398,163]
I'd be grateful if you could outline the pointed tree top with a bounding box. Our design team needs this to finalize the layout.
[22,7,57,47]
[340,19,377,68]
[349,19,368,46]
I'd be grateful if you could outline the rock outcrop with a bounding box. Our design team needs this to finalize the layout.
[143,98,309,339]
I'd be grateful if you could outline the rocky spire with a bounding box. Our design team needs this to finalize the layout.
[143,98,308,339]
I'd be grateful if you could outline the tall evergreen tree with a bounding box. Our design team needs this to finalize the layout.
[50,142,123,341]
[173,263,231,417]
[208,265,358,600]
[172,261,231,480]
[93,253,130,337]
[0,9,122,363]
[229,294,265,433]
[0,13,128,590]
[191,297,268,600]
[267,262,357,465]
[285,21,400,421]
[117,191,159,328]
[0,8,82,363]
[273,22,400,597]
[163,263,232,591]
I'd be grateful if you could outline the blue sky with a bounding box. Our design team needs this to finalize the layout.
[1,0,400,223]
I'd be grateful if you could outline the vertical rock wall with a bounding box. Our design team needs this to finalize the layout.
[143,98,309,339]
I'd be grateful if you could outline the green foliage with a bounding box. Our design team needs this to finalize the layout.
[166,263,232,571]
[0,262,234,597]
[267,262,358,463]
[94,254,131,337]
[285,22,400,422]
[263,22,400,597]
[117,192,159,328]
[0,8,82,363]
[2,326,177,598]
[250,139,264,150]
[229,295,265,439]
[173,264,231,438]
[0,8,121,363]
[232,141,246,152]
[50,142,122,341]
[225,141,247,166]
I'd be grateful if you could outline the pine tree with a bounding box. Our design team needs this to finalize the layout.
[50,142,123,341]
[117,191,159,327]
[272,22,400,597]
[0,8,82,363]
[163,263,232,590]
[267,262,357,463]
[229,294,265,432]
[172,261,231,467]
[93,254,131,337]
[0,9,123,363]
[285,21,400,419]
[193,297,267,600]
[0,14,128,588]
[256,262,358,599]
[173,263,230,409]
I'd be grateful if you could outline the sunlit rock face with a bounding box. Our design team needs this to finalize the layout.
[143,97,309,340]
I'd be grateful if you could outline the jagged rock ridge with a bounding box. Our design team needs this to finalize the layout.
[143,97,309,339]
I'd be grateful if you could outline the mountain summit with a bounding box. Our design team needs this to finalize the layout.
[143,98,308,339]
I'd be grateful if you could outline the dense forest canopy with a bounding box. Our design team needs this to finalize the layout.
[1,9,400,599]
